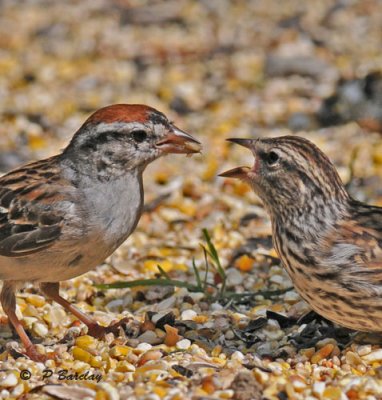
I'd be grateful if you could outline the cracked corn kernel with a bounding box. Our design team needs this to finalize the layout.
[143,260,173,273]
[176,199,197,217]
[32,322,48,337]
[234,255,254,272]
[72,347,92,364]
[25,294,46,307]
[90,356,103,369]
[194,315,208,323]
[211,345,222,357]
[138,350,163,366]
[75,335,96,350]
[95,391,108,400]
[323,386,342,400]
[201,376,216,394]
[311,344,334,364]
[153,386,168,397]
[109,345,130,358]
[115,361,136,373]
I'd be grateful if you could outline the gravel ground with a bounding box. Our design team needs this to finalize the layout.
[0,1,381,399]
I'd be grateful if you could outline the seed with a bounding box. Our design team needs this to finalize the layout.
[311,344,334,364]
[32,322,48,337]
[72,346,92,363]
[26,294,46,308]
[110,345,130,358]
[322,386,342,400]
[75,335,96,350]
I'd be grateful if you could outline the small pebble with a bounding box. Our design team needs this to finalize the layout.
[136,342,153,352]
[225,330,235,340]
[284,291,300,303]
[137,331,159,345]
[181,310,197,320]
[269,274,285,285]
[226,268,244,286]
[176,339,191,350]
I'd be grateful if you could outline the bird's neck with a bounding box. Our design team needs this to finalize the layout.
[270,196,350,242]
[60,156,144,247]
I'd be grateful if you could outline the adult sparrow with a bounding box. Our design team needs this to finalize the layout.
[0,104,201,361]
[220,136,382,332]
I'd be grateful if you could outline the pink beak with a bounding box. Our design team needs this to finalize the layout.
[218,166,251,179]
[156,126,201,154]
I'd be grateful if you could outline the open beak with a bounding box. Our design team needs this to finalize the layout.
[156,126,202,154]
[218,138,255,179]
[218,166,251,179]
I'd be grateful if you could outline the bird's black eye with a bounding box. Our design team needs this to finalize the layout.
[132,130,148,143]
[266,151,280,165]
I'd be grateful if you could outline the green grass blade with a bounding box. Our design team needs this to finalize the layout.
[202,229,226,281]
[192,258,202,290]
[96,278,201,292]
[157,265,171,279]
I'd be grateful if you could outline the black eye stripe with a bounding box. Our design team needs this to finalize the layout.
[132,130,148,143]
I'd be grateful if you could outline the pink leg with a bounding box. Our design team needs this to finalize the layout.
[40,282,128,338]
[1,281,47,362]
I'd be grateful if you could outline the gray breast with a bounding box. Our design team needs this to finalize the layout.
[80,171,144,247]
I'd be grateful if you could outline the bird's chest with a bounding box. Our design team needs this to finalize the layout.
[82,174,143,250]
[272,222,322,296]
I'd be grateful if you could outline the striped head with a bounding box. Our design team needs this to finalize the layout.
[220,136,349,218]
[64,104,201,178]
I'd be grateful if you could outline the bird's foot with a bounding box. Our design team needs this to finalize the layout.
[86,317,130,339]
[25,345,49,363]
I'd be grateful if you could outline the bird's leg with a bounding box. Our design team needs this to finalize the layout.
[39,282,128,339]
[1,281,47,362]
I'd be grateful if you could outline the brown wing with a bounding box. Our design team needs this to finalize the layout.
[318,201,382,286]
[350,202,382,267]
[0,156,67,257]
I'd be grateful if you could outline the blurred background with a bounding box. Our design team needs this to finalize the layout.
[1,4,382,395]
[0,0,381,204]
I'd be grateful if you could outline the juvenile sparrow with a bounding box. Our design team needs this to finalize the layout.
[0,104,201,361]
[220,136,382,332]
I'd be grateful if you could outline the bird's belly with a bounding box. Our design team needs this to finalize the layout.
[283,261,382,332]
[0,233,119,283]
[0,175,143,284]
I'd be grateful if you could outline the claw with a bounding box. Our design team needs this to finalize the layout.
[25,345,48,363]
[86,317,130,339]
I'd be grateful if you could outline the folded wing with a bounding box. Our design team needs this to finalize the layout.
[0,157,66,257]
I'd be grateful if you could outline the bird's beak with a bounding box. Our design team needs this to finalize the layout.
[226,138,255,149]
[218,166,251,179]
[156,125,202,154]
[218,138,256,179]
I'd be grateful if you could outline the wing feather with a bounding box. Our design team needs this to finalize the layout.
[0,156,67,257]
[318,201,382,286]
